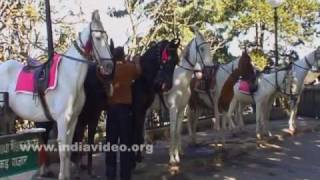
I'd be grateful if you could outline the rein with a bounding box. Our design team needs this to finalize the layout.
[34,23,114,122]
[41,24,114,66]
[178,39,209,72]
[260,64,302,98]
[179,38,215,106]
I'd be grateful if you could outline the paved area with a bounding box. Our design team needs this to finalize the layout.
[210,131,320,180]
[35,117,320,180]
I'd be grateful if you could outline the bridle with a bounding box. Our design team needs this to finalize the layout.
[178,38,209,72]
[177,38,215,106]
[264,54,319,98]
[72,23,114,74]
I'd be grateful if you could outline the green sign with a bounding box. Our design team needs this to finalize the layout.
[0,132,42,178]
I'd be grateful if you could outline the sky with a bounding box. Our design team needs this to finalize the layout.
[50,0,151,47]
[34,0,320,59]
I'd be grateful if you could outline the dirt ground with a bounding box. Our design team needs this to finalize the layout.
[35,117,320,180]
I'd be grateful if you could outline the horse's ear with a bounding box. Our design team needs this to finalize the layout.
[92,10,100,22]
[110,38,114,55]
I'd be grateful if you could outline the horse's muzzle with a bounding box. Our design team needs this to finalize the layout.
[195,71,203,79]
[99,61,114,76]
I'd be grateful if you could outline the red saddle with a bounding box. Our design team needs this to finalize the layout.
[239,80,251,95]
[16,53,61,94]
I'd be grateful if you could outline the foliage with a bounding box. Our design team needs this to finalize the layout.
[249,49,268,70]
[109,0,319,62]
[0,0,79,62]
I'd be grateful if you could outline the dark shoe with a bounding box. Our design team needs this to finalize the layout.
[106,175,116,180]
[120,176,131,180]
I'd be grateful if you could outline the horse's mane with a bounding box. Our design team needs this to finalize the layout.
[142,40,169,61]
[139,40,171,83]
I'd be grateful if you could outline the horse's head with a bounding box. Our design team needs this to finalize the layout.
[238,49,255,80]
[183,28,212,72]
[309,47,320,72]
[76,10,114,78]
[153,38,180,91]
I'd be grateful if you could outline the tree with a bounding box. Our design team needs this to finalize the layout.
[0,0,82,62]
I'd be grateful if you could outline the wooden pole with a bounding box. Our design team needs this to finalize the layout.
[45,0,54,61]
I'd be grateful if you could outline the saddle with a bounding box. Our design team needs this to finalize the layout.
[23,57,51,94]
[22,56,55,121]
[238,72,259,95]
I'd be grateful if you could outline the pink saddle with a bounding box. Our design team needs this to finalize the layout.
[15,53,61,94]
[238,80,251,95]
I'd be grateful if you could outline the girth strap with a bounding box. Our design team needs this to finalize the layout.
[38,91,55,121]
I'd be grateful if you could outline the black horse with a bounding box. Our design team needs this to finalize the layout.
[71,64,109,175]
[70,39,180,175]
[132,39,180,163]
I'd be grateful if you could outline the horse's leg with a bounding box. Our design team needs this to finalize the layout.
[34,121,54,177]
[227,98,237,131]
[132,85,151,163]
[169,107,178,164]
[186,105,192,137]
[288,96,300,134]
[237,102,245,131]
[214,98,221,131]
[191,108,200,144]
[255,100,262,140]
[71,114,87,171]
[265,97,274,137]
[57,118,69,180]
[258,98,269,138]
[186,105,198,145]
[58,93,84,180]
[87,110,100,176]
[65,116,79,179]
[221,112,227,131]
[176,107,185,159]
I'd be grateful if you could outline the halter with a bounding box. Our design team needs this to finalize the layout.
[72,23,114,70]
[178,38,209,72]
[291,57,313,71]
[267,56,317,98]
[157,41,180,72]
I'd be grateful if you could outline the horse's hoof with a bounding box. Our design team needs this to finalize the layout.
[256,134,262,140]
[288,128,297,135]
[168,163,180,175]
[39,171,55,178]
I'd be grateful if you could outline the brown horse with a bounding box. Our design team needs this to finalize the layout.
[217,50,256,130]
[187,50,256,143]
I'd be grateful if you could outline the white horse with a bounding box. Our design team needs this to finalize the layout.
[0,10,113,179]
[163,29,213,164]
[229,48,320,138]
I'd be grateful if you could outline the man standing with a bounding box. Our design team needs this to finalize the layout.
[106,47,141,180]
